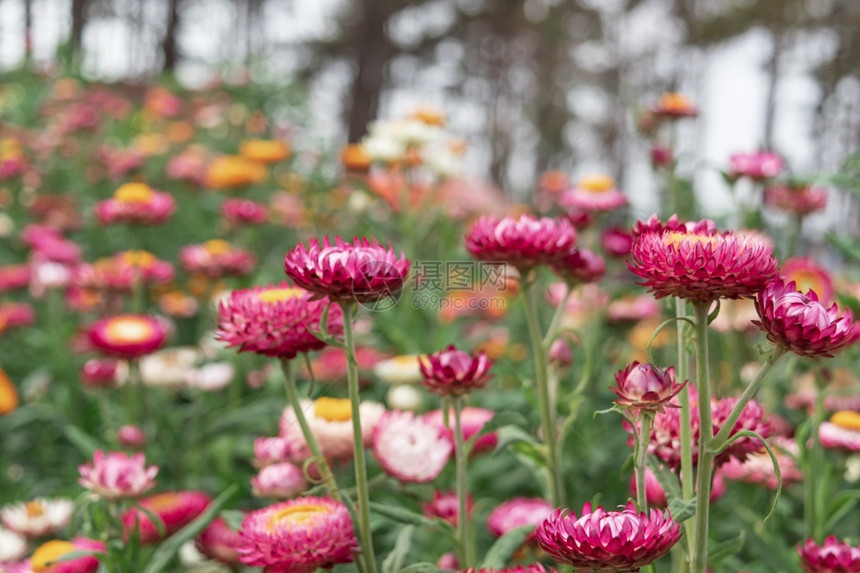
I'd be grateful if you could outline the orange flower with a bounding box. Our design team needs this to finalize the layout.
[409,105,447,126]
[340,144,371,173]
[205,156,267,189]
[166,121,194,144]
[239,140,292,164]
[0,367,19,415]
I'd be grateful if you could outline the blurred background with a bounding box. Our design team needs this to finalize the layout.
[0,0,859,229]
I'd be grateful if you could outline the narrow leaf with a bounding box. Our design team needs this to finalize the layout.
[481,525,534,568]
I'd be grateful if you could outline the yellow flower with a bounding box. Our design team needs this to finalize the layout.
[205,156,267,189]
[0,367,18,415]
[239,139,292,164]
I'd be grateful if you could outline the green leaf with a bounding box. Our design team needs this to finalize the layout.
[131,501,167,538]
[220,509,245,530]
[63,425,105,457]
[201,398,283,438]
[825,232,860,261]
[667,498,696,523]
[481,524,534,568]
[824,490,860,532]
[369,502,456,539]
[399,564,442,573]
[142,484,239,573]
[707,531,746,564]
[382,525,415,573]
[646,459,682,502]
[716,430,781,522]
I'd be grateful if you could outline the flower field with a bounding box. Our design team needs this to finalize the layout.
[0,71,859,573]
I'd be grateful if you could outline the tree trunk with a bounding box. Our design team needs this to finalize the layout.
[162,0,181,72]
[346,0,392,142]
[70,0,90,53]
[24,0,33,61]
[762,31,783,149]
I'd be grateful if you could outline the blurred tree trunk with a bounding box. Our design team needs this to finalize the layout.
[762,32,784,149]
[71,0,90,53]
[346,0,393,142]
[162,0,181,72]
[24,0,33,61]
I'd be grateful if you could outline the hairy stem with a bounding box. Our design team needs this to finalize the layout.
[453,396,475,567]
[635,414,652,512]
[675,297,695,553]
[690,302,713,573]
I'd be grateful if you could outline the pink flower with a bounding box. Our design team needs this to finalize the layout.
[122,491,211,544]
[423,490,473,527]
[253,436,303,467]
[196,517,242,566]
[0,303,35,331]
[179,240,256,278]
[781,257,834,304]
[551,248,605,285]
[720,437,802,489]
[78,450,157,500]
[0,264,31,293]
[819,411,860,453]
[630,214,715,242]
[94,183,175,225]
[373,411,452,483]
[80,359,120,389]
[425,407,498,455]
[607,295,661,324]
[221,198,268,226]
[601,228,633,257]
[728,151,784,180]
[251,463,307,499]
[465,214,576,271]
[559,174,628,214]
[74,251,174,292]
[628,224,778,303]
[419,345,492,397]
[459,567,555,573]
[216,283,342,359]
[117,425,146,449]
[284,237,410,304]
[29,537,105,573]
[88,315,168,359]
[764,184,827,216]
[753,278,854,357]
[536,502,681,570]
[611,362,686,415]
[237,497,358,573]
[487,498,553,541]
[797,536,860,573]
[650,144,673,168]
[279,398,386,461]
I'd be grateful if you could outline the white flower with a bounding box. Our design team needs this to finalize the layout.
[0,526,27,563]
[424,148,462,178]
[0,498,73,538]
[186,362,234,392]
[374,119,443,146]
[373,411,451,483]
[279,398,386,460]
[139,347,201,389]
[373,354,424,385]
[386,385,424,411]
[361,134,406,163]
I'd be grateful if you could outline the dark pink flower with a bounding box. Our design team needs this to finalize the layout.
[552,248,605,285]
[650,144,673,168]
[720,437,802,489]
[419,345,492,397]
[215,283,342,359]
[764,184,827,216]
[465,214,576,271]
[781,257,834,304]
[628,226,778,303]
[753,278,854,357]
[728,151,784,180]
[0,264,31,293]
[559,174,628,214]
[611,362,685,415]
[536,502,681,570]
[797,536,860,573]
[284,237,410,304]
[122,491,211,544]
[196,517,242,566]
[94,183,175,226]
[459,566,555,573]
[425,407,498,455]
[88,315,168,360]
[630,214,716,242]
[423,490,473,527]
[179,240,256,278]
[80,359,120,389]
[487,498,553,541]
[601,227,633,257]
[237,496,358,573]
[117,425,147,449]
[221,198,268,226]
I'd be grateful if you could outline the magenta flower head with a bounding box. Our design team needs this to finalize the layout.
[179,240,256,278]
[611,362,686,415]
[536,501,681,571]
[628,223,778,303]
[487,498,553,542]
[419,345,493,397]
[122,491,211,544]
[94,183,175,226]
[630,214,716,242]
[424,490,473,527]
[216,282,343,359]
[221,197,268,226]
[552,248,606,285]
[196,517,242,566]
[753,278,854,358]
[559,174,628,214]
[764,183,828,216]
[728,151,784,181]
[284,236,410,305]
[88,315,168,360]
[797,536,860,573]
[78,450,158,500]
[459,566,556,573]
[465,214,577,271]
[236,496,358,573]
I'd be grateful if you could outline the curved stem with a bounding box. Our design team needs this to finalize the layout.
[522,276,564,507]
[453,396,475,567]
[340,303,377,573]
[635,415,652,512]
[690,302,713,573]
[675,297,695,553]
[542,283,572,349]
[278,358,341,502]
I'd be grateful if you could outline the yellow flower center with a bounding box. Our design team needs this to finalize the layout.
[31,540,76,572]
[257,288,305,304]
[266,503,328,532]
[314,397,352,422]
[831,411,860,431]
[203,239,233,255]
[392,354,422,366]
[25,500,45,517]
[786,269,824,297]
[143,492,181,512]
[663,232,718,249]
[120,250,157,268]
[658,92,694,112]
[105,317,155,344]
[578,174,615,193]
[113,183,155,204]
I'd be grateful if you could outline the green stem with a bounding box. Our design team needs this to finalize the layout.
[635,415,652,512]
[521,275,564,507]
[453,396,475,567]
[675,297,695,553]
[542,283,572,349]
[690,302,713,573]
[340,303,378,573]
[805,376,825,541]
[710,347,786,448]
[278,358,342,502]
